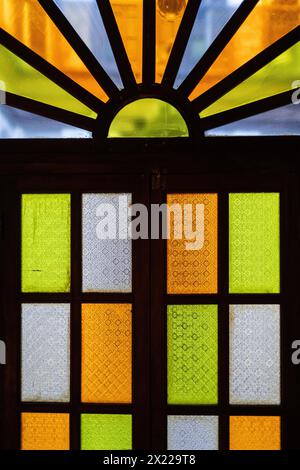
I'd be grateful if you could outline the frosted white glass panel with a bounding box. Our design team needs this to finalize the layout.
[230,305,280,405]
[22,304,70,402]
[82,194,132,293]
[168,416,218,450]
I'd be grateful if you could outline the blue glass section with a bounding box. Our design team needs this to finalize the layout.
[174,0,243,88]
[54,0,123,89]
[205,104,300,136]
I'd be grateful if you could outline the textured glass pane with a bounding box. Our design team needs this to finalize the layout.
[0,105,92,138]
[54,0,122,89]
[0,0,107,101]
[230,305,280,405]
[201,42,300,117]
[167,194,218,294]
[22,194,71,293]
[81,304,132,403]
[229,193,280,294]
[230,416,281,451]
[110,0,143,83]
[81,414,132,450]
[168,305,218,405]
[205,104,300,136]
[22,304,70,402]
[109,99,189,137]
[82,194,132,293]
[0,44,96,118]
[190,0,300,100]
[168,416,219,450]
[156,0,187,83]
[175,0,243,88]
[21,413,69,450]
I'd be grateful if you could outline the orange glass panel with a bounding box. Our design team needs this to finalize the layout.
[0,0,108,101]
[81,304,132,403]
[167,194,218,294]
[110,0,143,83]
[230,416,281,450]
[21,413,69,450]
[190,0,300,100]
[156,0,187,82]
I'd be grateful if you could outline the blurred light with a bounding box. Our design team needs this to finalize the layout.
[158,0,187,21]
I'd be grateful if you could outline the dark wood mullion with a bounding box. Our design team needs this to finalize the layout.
[178,0,260,97]
[142,0,156,86]
[166,294,282,304]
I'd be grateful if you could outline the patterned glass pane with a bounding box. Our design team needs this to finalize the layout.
[0,44,96,118]
[201,42,300,117]
[168,305,218,405]
[54,0,123,89]
[81,304,132,403]
[205,104,300,136]
[156,0,187,83]
[230,305,280,405]
[22,194,71,293]
[229,193,280,294]
[0,0,108,101]
[168,415,219,450]
[175,0,243,88]
[110,0,143,83]
[190,0,300,100]
[81,414,132,450]
[82,194,132,293]
[108,99,189,137]
[167,194,218,294]
[0,105,92,138]
[21,413,70,450]
[230,416,281,450]
[22,304,70,402]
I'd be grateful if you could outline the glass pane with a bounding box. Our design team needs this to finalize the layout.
[0,0,108,101]
[22,304,70,402]
[110,0,143,83]
[201,42,300,117]
[108,99,189,137]
[168,305,218,405]
[190,0,300,100]
[230,305,280,405]
[230,416,281,450]
[81,304,132,403]
[205,104,300,136]
[21,413,69,450]
[22,194,71,293]
[82,194,132,293]
[81,414,132,450]
[0,44,97,118]
[167,193,218,294]
[229,193,280,294]
[168,415,219,450]
[54,0,123,89]
[156,0,187,83]
[175,0,244,88]
[0,105,92,138]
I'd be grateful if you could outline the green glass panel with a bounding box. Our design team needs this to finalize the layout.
[201,42,300,118]
[81,414,132,450]
[0,44,96,118]
[22,194,71,293]
[229,193,280,294]
[108,99,189,137]
[168,305,218,405]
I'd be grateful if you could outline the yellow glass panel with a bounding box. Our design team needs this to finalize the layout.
[110,0,143,83]
[0,0,108,101]
[156,0,187,82]
[190,0,300,100]
[81,304,132,404]
[21,413,69,450]
[230,416,281,450]
[167,194,218,294]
